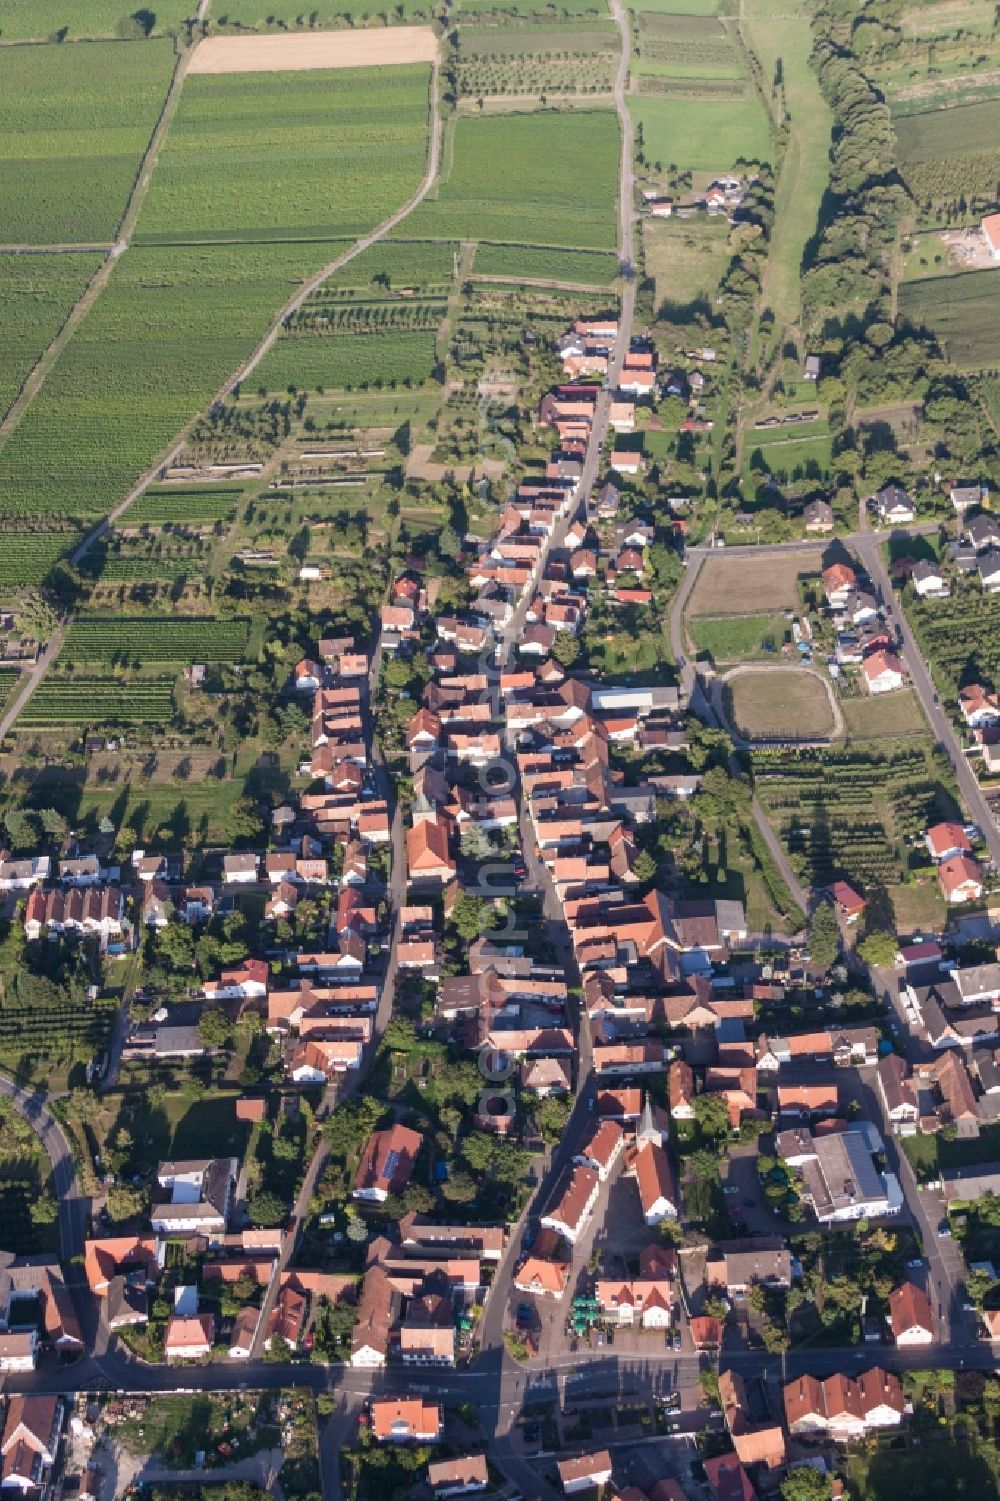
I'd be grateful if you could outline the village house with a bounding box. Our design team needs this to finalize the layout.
[938,853,984,904]
[889,1282,935,1345]
[371,1399,442,1444]
[352,1125,423,1203]
[557,1451,614,1495]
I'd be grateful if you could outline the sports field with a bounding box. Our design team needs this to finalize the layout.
[727,670,835,740]
[403,109,620,249]
[0,39,176,244]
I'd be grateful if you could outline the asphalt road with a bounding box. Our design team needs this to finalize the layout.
[853,532,1000,868]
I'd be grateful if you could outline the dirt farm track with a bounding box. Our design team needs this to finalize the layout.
[187,26,439,73]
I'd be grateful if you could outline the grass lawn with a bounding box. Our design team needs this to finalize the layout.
[92,1089,250,1179]
[643,215,731,308]
[888,879,947,937]
[628,92,771,173]
[726,669,835,739]
[689,612,789,661]
[741,0,832,326]
[842,688,928,740]
[846,1431,1000,1500]
[901,1121,1000,1184]
[687,548,823,614]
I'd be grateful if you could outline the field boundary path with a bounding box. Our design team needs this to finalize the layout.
[0,34,196,444]
[69,54,443,569]
[0,628,64,741]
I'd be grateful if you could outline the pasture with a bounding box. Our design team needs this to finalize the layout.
[899,269,1000,369]
[727,670,835,740]
[136,64,431,242]
[0,40,176,245]
[628,92,771,172]
[643,216,730,307]
[741,0,831,325]
[472,242,619,283]
[687,549,822,615]
[403,109,620,249]
[188,26,438,72]
[0,253,102,420]
[0,241,346,521]
[63,616,249,663]
[0,2,193,38]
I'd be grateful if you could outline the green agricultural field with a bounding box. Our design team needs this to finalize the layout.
[18,675,178,728]
[458,0,612,18]
[628,91,771,172]
[690,612,789,660]
[472,242,619,283]
[0,253,103,419]
[136,65,431,242]
[0,1,194,38]
[457,24,619,53]
[403,109,620,249]
[894,99,1000,204]
[0,241,348,521]
[631,0,727,12]
[255,329,438,392]
[0,531,83,587]
[63,616,249,663]
[328,240,458,292]
[211,0,433,22]
[899,269,1000,369]
[0,40,177,245]
[126,485,244,525]
[907,586,1000,699]
[741,0,831,325]
[752,742,956,890]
